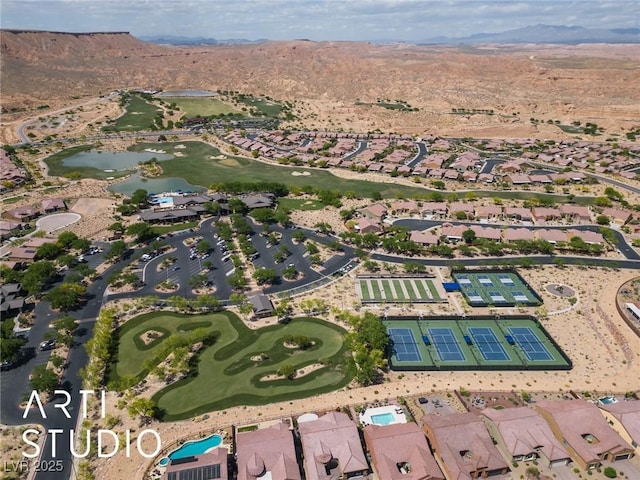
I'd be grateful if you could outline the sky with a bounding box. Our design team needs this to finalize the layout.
[1,0,638,42]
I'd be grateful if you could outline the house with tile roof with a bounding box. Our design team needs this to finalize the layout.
[599,400,640,454]
[298,411,370,480]
[236,421,301,480]
[482,407,571,468]
[163,448,228,480]
[422,412,509,480]
[364,423,444,480]
[535,400,634,471]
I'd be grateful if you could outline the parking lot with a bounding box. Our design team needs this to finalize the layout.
[122,216,356,302]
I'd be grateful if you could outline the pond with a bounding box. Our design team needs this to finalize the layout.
[62,151,173,171]
[108,173,205,197]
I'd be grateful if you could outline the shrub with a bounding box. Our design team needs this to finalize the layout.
[604,467,617,478]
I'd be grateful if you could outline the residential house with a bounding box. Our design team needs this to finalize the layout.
[567,229,605,245]
[356,218,383,235]
[504,228,535,242]
[601,207,634,226]
[236,421,301,480]
[162,448,228,480]
[475,206,502,222]
[298,411,370,480]
[481,407,571,468]
[421,202,448,218]
[537,229,569,244]
[392,201,419,216]
[364,423,444,480]
[531,207,561,224]
[599,400,640,454]
[504,207,533,223]
[409,230,439,246]
[506,174,531,185]
[477,173,494,183]
[422,412,510,480]
[559,205,592,224]
[448,202,474,219]
[535,400,634,471]
[0,283,26,317]
[5,205,39,221]
[359,204,388,221]
[470,226,502,242]
[41,198,67,213]
[8,247,38,263]
[440,224,467,243]
[0,220,26,240]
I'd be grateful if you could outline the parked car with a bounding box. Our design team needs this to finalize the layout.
[39,340,56,351]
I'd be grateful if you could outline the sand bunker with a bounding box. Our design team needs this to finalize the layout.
[174,152,184,157]
[291,171,311,176]
[175,144,186,149]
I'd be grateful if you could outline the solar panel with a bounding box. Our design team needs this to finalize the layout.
[167,463,222,480]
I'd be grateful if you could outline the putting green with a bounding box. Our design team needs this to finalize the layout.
[109,311,352,421]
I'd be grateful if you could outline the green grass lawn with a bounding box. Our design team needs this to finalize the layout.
[237,96,283,117]
[128,141,598,204]
[277,198,326,211]
[150,221,198,235]
[166,97,241,117]
[103,95,162,132]
[108,311,352,420]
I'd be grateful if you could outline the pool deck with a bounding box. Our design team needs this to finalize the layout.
[359,404,407,427]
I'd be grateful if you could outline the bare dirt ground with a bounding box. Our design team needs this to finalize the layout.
[2,32,639,139]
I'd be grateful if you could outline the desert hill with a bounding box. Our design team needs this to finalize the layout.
[1,29,639,137]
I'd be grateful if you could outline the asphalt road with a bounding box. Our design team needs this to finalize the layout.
[405,142,428,168]
[0,253,128,480]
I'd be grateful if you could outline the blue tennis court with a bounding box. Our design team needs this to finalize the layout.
[468,327,510,361]
[508,327,554,361]
[389,328,423,362]
[428,327,466,361]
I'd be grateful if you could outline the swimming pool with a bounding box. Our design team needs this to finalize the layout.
[599,396,618,405]
[164,433,223,463]
[371,412,396,426]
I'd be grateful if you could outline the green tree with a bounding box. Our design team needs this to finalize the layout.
[108,221,125,235]
[250,208,276,223]
[282,265,297,279]
[253,268,277,285]
[596,214,610,225]
[195,240,211,254]
[22,261,56,296]
[462,229,476,244]
[277,364,296,379]
[36,242,63,260]
[292,230,306,242]
[29,365,58,395]
[126,222,154,242]
[126,397,157,424]
[106,240,127,261]
[189,273,209,288]
[130,189,149,207]
[46,283,86,311]
[57,231,79,249]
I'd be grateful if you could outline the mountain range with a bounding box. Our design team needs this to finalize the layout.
[138,24,639,46]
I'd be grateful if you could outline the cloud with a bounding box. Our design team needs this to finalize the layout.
[1,0,638,41]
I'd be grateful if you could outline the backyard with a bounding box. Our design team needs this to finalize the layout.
[108,311,353,421]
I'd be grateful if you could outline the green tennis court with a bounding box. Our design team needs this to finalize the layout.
[384,315,571,371]
[452,270,542,307]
